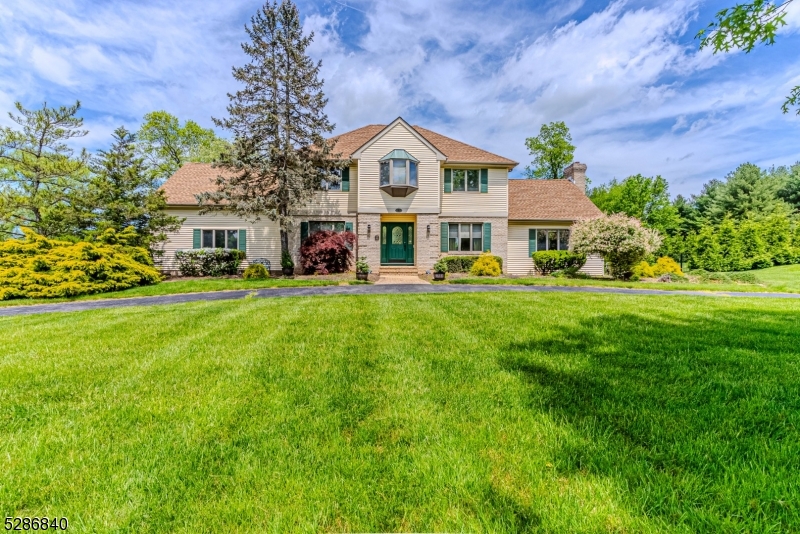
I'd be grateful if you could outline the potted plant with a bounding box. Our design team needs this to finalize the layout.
[355,256,370,281]
[281,250,295,276]
[433,258,448,281]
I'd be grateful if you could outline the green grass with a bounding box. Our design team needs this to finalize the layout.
[752,264,800,292]
[2,292,799,532]
[448,275,784,293]
[0,277,338,307]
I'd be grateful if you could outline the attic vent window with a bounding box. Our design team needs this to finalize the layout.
[379,149,418,197]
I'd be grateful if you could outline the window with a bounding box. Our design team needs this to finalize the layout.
[381,159,417,186]
[448,223,483,252]
[310,221,346,233]
[532,229,570,252]
[451,169,480,192]
[201,229,239,249]
[321,169,341,191]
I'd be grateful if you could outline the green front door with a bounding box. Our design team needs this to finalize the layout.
[381,222,414,265]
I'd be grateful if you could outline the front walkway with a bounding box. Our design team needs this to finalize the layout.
[2,283,799,317]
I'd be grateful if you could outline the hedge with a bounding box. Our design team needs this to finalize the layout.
[531,251,586,275]
[441,255,503,273]
[174,248,246,277]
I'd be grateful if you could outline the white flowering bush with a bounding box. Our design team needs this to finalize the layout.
[571,214,662,279]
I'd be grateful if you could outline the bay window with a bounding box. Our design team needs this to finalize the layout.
[379,149,419,197]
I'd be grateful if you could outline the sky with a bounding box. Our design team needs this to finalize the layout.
[0,0,799,196]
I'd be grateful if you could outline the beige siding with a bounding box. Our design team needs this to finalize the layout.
[357,122,440,214]
[159,209,281,272]
[295,165,358,216]
[507,221,604,276]
[440,167,508,217]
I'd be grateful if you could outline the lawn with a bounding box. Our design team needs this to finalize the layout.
[2,292,799,532]
[449,263,800,294]
[0,277,338,307]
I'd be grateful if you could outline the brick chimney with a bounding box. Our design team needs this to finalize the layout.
[563,162,587,193]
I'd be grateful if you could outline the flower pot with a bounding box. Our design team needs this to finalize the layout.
[356,272,369,281]
[282,266,294,276]
[433,272,446,281]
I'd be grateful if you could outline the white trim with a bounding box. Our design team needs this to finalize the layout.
[351,117,447,161]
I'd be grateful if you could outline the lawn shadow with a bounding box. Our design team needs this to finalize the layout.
[498,306,800,530]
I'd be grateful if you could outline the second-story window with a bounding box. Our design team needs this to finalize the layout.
[380,159,418,187]
[452,170,479,192]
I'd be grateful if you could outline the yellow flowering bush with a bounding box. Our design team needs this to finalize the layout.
[0,228,162,300]
[631,261,655,278]
[652,256,683,277]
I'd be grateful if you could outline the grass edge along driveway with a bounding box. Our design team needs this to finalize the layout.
[2,291,798,533]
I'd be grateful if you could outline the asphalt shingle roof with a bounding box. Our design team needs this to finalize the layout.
[508,179,603,221]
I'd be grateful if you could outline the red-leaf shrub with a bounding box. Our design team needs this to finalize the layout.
[300,230,356,274]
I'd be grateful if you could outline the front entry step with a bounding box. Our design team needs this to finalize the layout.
[380,266,419,275]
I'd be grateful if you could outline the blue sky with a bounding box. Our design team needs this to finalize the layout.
[1,0,799,196]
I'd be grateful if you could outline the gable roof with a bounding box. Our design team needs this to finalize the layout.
[330,120,518,167]
[508,179,603,221]
[160,162,232,206]
[350,117,447,161]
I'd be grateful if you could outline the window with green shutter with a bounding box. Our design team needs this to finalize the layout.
[440,222,448,252]
[300,222,309,242]
[341,167,350,192]
[480,169,488,193]
[192,229,201,249]
[444,169,452,193]
[238,229,246,252]
[528,229,536,256]
[483,222,492,252]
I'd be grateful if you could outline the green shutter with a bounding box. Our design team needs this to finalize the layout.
[440,222,448,252]
[529,229,536,256]
[192,229,201,249]
[300,222,309,242]
[238,229,247,252]
[444,169,452,193]
[483,222,492,252]
[341,167,350,192]
[480,169,488,193]
[345,222,353,233]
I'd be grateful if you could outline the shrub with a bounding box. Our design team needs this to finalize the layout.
[728,271,760,284]
[281,250,294,269]
[243,263,269,279]
[433,259,448,274]
[572,214,662,279]
[299,230,356,274]
[652,256,683,277]
[442,255,503,273]
[175,248,246,277]
[0,228,161,300]
[531,250,586,275]
[355,256,370,274]
[470,252,502,276]
[632,261,655,279]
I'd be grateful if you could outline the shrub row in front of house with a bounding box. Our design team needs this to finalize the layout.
[175,248,246,277]
[441,255,503,273]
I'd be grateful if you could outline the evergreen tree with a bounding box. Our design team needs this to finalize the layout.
[706,163,789,222]
[86,127,183,254]
[716,216,747,271]
[199,0,341,259]
[777,162,800,213]
[0,101,90,237]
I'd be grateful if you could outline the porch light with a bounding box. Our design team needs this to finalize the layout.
[379,149,419,197]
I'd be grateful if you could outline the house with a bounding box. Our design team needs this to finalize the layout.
[159,117,604,276]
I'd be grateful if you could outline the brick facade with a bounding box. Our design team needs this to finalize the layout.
[437,216,508,273]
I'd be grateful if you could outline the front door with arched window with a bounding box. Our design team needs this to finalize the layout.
[380,223,414,265]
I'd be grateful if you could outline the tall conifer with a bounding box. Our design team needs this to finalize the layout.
[199,0,341,258]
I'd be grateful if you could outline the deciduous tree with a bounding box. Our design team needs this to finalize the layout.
[524,121,575,180]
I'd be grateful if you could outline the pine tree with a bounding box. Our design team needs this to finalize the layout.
[86,127,183,255]
[0,101,90,237]
[199,0,342,259]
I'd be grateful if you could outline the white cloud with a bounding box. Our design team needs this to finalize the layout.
[0,0,798,196]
